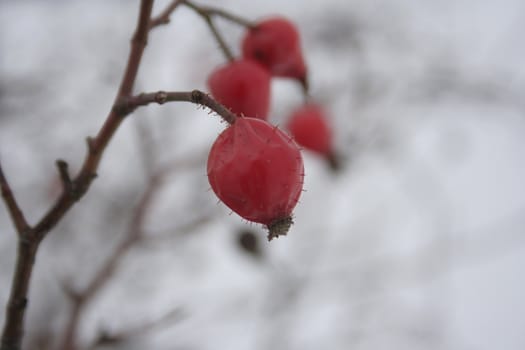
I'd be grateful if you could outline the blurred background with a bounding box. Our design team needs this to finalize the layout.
[1,0,525,349]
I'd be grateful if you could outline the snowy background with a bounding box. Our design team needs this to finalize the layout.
[1,0,525,349]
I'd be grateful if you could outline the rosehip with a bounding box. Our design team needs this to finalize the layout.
[207,59,271,120]
[207,117,304,240]
[287,104,336,164]
[242,17,307,86]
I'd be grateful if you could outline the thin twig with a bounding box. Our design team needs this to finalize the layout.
[58,148,212,349]
[1,2,244,349]
[1,2,155,350]
[203,14,235,61]
[141,212,215,245]
[88,307,184,349]
[181,1,235,61]
[157,0,254,61]
[151,0,254,61]
[149,0,184,28]
[115,89,238,125]
[0,239,40,350]
[0,163,30,235]
[58,170,165,350]
[134,118,157,178]
[0,164,36,350]
[184,0,254,28]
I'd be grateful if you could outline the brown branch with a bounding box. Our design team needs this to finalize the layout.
[135,119,157,177]
[141,212,215,245]
[181,0,246,61]
[204,14,235,61]
[118,0,154,97]
[184,0,254,28]
[1,2,155,350]
[1,239,40,350]
[151,0,255,61]
[58,171,164,350]
[58,146,216,349]
[1,2,246,349]
[88,307,183,349]
[182,1,235,61]
[0,163,30,235]
[149,0,184,28]
[115,89,238,125]
[0,163,36,350]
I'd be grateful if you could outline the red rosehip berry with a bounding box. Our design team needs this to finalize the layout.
[207,117,304,240]
[207,59,271,120]
[287,104,333,156]
[242,17,307,86]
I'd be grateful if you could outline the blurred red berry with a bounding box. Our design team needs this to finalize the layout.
[242,17,307,86]
[207,117,304,240]
[287,104,333,156]
[207,59,271,120]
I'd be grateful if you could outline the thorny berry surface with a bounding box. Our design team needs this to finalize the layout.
[207,117,304,240]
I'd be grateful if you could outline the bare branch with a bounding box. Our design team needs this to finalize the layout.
[1,2,248,349]
[204,14,235,61]
[141,212,215,245]
[0,163,30,235]
[150,0,254,61]
[184,0,254,28]
[134,118,157,177]
[0,240,39,350]
[1,2,155,349]
[58,170,165,350]
[180,0,240,61]
[115,89,238,125]
[88,307,184,349]
[149,0,184,28]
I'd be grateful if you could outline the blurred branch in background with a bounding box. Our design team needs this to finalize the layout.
[56,116,213,350]
[87,307,184,350]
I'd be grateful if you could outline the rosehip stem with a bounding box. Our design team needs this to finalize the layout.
[181,0,255,28]
[180,0,237,62]
[149,0,184,28]
[152,0,255,62]
[300,76,310,99]
[116,90,237,125]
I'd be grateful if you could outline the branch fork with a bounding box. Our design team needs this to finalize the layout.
[1,1,253,349]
